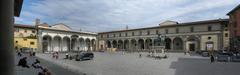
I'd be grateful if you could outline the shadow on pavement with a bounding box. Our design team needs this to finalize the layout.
[169,57,240,75]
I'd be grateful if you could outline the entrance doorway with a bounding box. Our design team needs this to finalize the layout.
[189,44,195,51]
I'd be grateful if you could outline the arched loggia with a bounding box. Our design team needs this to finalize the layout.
[131,39,137,51]
[91,39,96,51]
[138,39,144,50]
[117,40,123,50]
[85,38,91,51]
[62,36,70,52]
[124,40,129,51]
[165,38,171,50]
[42,35,52,52]
[52,36,61,52]
[173,37,183,50]
[79,38,85,51]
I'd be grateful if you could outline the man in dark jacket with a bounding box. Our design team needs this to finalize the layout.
[210,55,215,63]
[17,57,30,68]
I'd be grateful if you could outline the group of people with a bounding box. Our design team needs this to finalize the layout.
[17,51,52,75]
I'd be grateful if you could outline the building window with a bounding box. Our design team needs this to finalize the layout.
[30,42,35,45]
[24,29,27,33]
[147,31,150,35]
[208,26,212,31]
[224,24,228,28]
[119,33,121,37]
[156,30,158,34]
[132,32,134,36]
[208,37,211,40]
[165,29,168,34]
[113,34,116,37]
[176,28,179,33]
[125,33,128,36]
[107,34,109,38]
[139,31,142,35]
[32,30,35,33]
[100,35,103,38]
[190,27,194,32]
[225,33,228,37]
[15,41,18,43]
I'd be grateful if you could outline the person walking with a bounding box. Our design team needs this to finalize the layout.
[55,52,59,59]
[210,55,215,63]
[139,53,142,58]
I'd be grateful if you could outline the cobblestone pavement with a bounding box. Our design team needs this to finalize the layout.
[37,52,240,75]
[15,53,81,75]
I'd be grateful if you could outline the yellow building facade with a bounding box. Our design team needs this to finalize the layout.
[14,24,38,51]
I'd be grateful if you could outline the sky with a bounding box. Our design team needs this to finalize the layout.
[15,0,240,32]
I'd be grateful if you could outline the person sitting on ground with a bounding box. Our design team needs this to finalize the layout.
[38,68,52,75]
[17,57,30,68]
[32,51,36,56]
[55,52,59,59]
[32,59,43,69]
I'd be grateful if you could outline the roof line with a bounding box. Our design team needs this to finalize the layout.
[99,18,229,34]
[227,4,240,15]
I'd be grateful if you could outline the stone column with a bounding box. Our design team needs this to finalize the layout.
[69,38,72,52]
[136,39,139,51]
[0,0,14,74]
[51,37,53,52]
[123,40,125,51]
[129,39,131,51]
[59,37,62,52]
[183,39,187,52]
[151,38,154,51]
[143,39,146,51]
[171,37,174,50]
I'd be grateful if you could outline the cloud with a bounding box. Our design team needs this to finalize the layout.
[15,0,240,32]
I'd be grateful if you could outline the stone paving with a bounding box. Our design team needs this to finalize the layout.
[15,53,81,75]
[36,52,240,75]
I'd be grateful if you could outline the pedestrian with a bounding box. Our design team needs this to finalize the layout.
[65,53,69,59]
[17,57,30,68]
[38,68,52,75]
[139,53,142,58]
[210,55,215,63]
[55,52,59,59]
